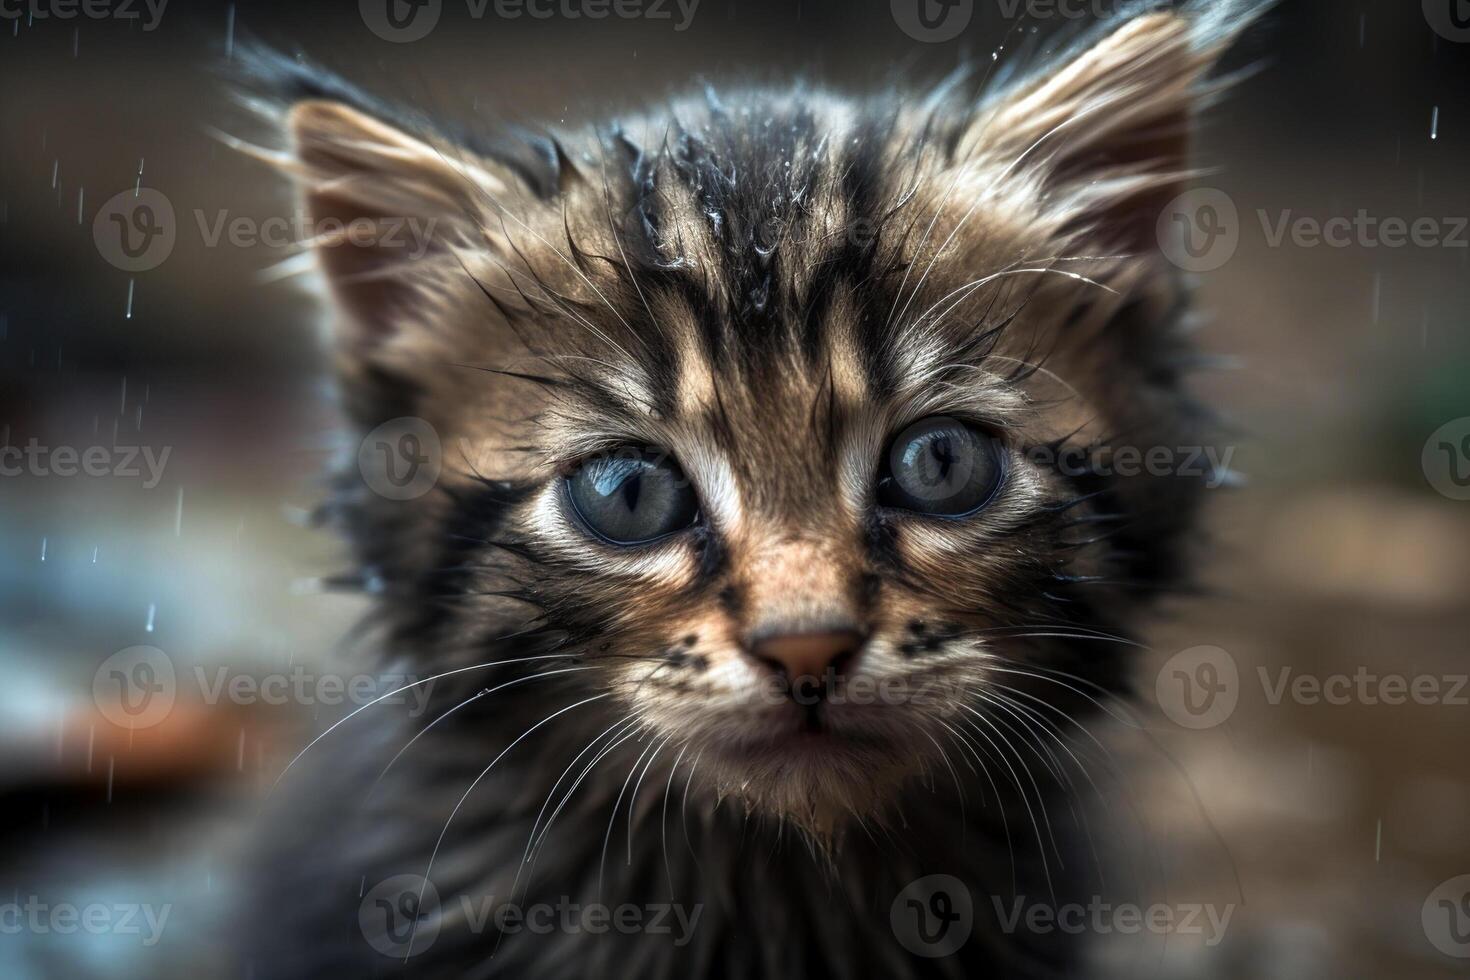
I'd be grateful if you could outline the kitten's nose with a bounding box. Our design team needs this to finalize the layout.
[747,628,864,683]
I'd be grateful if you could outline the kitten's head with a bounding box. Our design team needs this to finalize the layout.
[264,5,1253,836]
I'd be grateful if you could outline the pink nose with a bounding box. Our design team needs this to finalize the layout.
[747,629,864,681]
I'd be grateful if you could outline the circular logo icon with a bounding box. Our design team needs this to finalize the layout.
[1156,645,1238,729]
[93,188,176,272]
[1157,188,1239,273]
[1425,0,1470,43]
[93,645,177,729]
[891,0,973,43]
[890,874,973,958]
[358,417,443,500]
[359,874,442,957]
[1422,418,1470,501]
[360,0,442,42]
[1423,875,1470,958]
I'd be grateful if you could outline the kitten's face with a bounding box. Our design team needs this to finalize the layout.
[277,10,1232,834]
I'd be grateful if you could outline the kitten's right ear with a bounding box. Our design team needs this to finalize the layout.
[284,99,512,347]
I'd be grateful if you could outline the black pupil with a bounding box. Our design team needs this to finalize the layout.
[568,450,697,544]
[882,417,1002,516]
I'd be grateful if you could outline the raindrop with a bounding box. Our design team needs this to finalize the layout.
[1430,106,1440,141]
[175,487,185,536]
[145,602,156,633]
[125,279,135,319]
[40,537,47,561]
[225,4,236,59]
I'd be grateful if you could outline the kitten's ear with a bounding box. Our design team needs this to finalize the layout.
[964,5,1262,255]
[285,100,509,345]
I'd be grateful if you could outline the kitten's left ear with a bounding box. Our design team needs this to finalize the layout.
[961,3,1266,254]
[284,99,518,345]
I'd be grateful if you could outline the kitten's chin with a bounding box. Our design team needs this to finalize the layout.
[696,711,928,840]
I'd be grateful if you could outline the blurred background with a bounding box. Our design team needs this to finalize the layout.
[1,0,1468,976]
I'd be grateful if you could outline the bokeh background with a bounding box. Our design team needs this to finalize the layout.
[2,0,1468,976]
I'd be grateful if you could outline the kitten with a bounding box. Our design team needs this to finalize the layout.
[240,3,1262,976]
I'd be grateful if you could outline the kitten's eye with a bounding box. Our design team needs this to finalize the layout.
[877,416,1006,516]
[565,448,699,545]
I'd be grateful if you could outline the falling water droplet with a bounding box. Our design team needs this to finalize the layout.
[1430,106,1440,141]
[145,602,156,632]
[125,279,135,319]
[175,487,185,536]
[225,4,236,58]
[40,537,47,561]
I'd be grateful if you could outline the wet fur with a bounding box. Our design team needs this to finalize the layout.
[238,3,1267,977]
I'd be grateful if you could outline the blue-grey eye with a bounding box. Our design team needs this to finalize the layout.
[877,416,1005,516]
[565,448,699,545]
